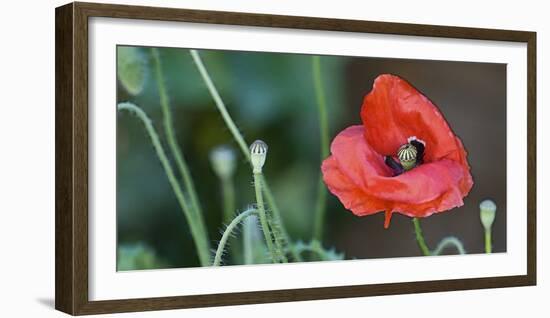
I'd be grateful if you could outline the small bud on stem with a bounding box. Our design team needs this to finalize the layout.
[479,199,497,253]
[479,199,497,231]
[250,140,268,174]
[209,145,236,180]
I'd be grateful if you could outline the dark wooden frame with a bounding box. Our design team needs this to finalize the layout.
[55,1,537,315]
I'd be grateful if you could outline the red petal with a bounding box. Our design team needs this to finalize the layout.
[322,154,388,215]
[322,126,473,227]
[361,74,465,163]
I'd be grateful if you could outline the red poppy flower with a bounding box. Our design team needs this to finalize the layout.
[321,74,473,228]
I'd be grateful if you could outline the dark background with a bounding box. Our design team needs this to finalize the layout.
[116,46,506,269]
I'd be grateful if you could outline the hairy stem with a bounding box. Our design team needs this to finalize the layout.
[253,172,279,263]
[484,230,492,253]
[213,208,258,266]
[260,177,301,261]
[151,48,211,266]
[432,236,466,255]
[312,56,330,241]
[266,211,289,263]
[412,218,431,256]
[289,240,343,261]
[118,102,210,266]
[302,240,328,261]
[190,49,301,261]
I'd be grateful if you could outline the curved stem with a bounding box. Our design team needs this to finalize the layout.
[118,102,211,266]
[412,218,431,256]
[295,241,329,261]
[432,236,466,255]
[312,56,329,241]
[484,230,492,253]
[151,48,211,266]
[413,219,466,256]
[213,208,258,266]
[253,172,279,263]
[189,49,301,262]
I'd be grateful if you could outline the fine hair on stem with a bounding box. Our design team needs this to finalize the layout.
[151,48,211,265]
[189,49,300,261]
[117,102,211,266]
[213,208,258,266]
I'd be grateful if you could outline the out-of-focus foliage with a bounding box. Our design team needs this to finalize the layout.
[117,46,350,270]
[117,243,167,271]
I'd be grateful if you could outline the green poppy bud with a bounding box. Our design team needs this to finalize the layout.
[479,199,497,231]
[209,145,236,180]
[250,140,268,174]
[117,46,147,95]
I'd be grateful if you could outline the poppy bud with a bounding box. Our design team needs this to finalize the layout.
[250,140,268,174]
[209,145,236,180]
[479,199,497,231]
[117,46,147,95]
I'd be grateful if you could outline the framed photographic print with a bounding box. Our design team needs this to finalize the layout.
[55,2,536,315]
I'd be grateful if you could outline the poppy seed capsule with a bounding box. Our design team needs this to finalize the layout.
[250,140,268,174]
[397,143,418,171]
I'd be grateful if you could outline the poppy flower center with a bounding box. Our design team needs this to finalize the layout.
[384,137,425,176]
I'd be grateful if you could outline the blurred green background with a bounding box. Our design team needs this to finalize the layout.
[116,46,507,270]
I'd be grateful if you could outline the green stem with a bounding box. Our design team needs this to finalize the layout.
[312,56,330,241]
[242,214,265,264]
[221,178,236,225]
[118,102,210,266]
[189,50,249,157]
[190,49,301,262]
[261,177,301,262]
[151,48,211,266]
[412,218,431,256]
[432,236,466,255]
[221,177,240,262]
[266,210,289,263]
[243,215,255,265]
[213,208,258,266]
[303,240,329,261]
[253,172,279,263]
[313,181,328,240]
[484,230,492,253]
[289,240,343,261]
